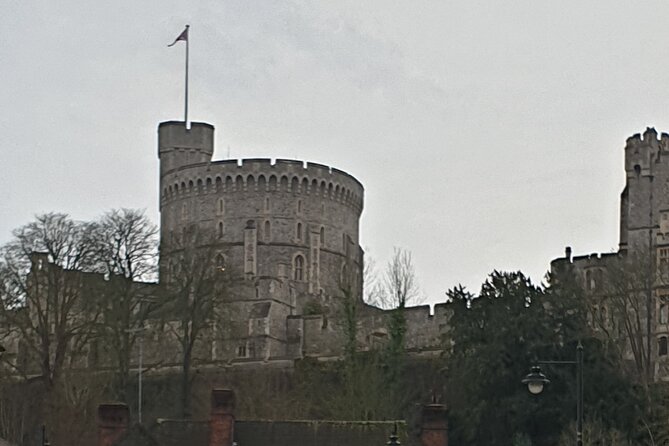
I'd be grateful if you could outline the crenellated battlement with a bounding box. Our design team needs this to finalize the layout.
[624,127,669,173]
[159,157,364,213]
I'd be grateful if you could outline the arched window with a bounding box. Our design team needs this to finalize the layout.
[660,304,669,325]
[264,220,271,242]
[218,221,224,238]
[294,255,305,281]
[296,222,303,241]
[659,337,668,356]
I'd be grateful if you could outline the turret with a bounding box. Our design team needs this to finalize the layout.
[158,121,215,178]
[620,127,669,251]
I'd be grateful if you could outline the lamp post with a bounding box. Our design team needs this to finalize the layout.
[522,341,584,446]
[125,327,146,424]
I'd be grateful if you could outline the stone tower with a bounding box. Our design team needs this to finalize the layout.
[619,127,669,253]
[157,121,365,359]
[551,127,669,381]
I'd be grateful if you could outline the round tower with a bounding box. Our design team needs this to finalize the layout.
[157,123,365,312]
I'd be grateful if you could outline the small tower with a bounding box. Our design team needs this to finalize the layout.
[158,121,214,178]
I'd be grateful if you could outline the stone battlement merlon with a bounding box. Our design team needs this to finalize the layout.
[625,127,669,152]
[159,157,365,213]
[161,158,364,190]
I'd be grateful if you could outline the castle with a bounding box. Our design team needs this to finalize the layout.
[551,127,669,380]
[7,120,668,380]
[154,120,447,364]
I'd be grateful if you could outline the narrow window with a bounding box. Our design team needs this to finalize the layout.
[217,198,224,215]
[320,226,325,244]
[218,221,224,238]
[237,345,247,357]
[297,199,302,213]
[265,197,270,211]
[660,337,668,356]
[264,220,271,242]
[585,271,591,290]
[294,255,305,281]
[661,304,669,325]
[296,222,303,241]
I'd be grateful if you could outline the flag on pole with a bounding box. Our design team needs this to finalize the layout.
[168,26,189,47]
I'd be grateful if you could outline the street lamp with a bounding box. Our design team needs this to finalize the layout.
[522,341,584,446]
[125,326,147,424]
[522,366,550,395]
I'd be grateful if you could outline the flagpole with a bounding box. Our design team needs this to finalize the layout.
[184,24,190,127]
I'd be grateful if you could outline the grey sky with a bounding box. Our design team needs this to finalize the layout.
[2,1,669,304]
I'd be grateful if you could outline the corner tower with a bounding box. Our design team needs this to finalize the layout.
[620,128,669,253]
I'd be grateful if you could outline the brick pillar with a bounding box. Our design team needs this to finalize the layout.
[209,389,235,446]
[97,403,129,446]
[420,403,448,446]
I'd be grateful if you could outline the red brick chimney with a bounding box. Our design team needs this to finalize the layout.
[209,389,235,446]
[98,403,129,446]
[420,403,448,446]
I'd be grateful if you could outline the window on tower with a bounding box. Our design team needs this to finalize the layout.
[294,255,305,281]
[659,336,668,357]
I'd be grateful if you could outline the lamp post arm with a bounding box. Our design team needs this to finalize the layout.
[536,360,577,365]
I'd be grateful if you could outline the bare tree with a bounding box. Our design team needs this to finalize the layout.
[92,209,159,400]
[595,249,656,388]
[161,226,229,418]
[0,213,101,389]
[369,247,422,310]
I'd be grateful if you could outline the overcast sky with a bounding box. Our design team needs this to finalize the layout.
[2,1,669,304]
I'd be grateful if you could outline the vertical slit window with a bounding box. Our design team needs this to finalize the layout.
[294,255,305,281]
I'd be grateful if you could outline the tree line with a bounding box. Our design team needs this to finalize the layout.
[0,210,231,444]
